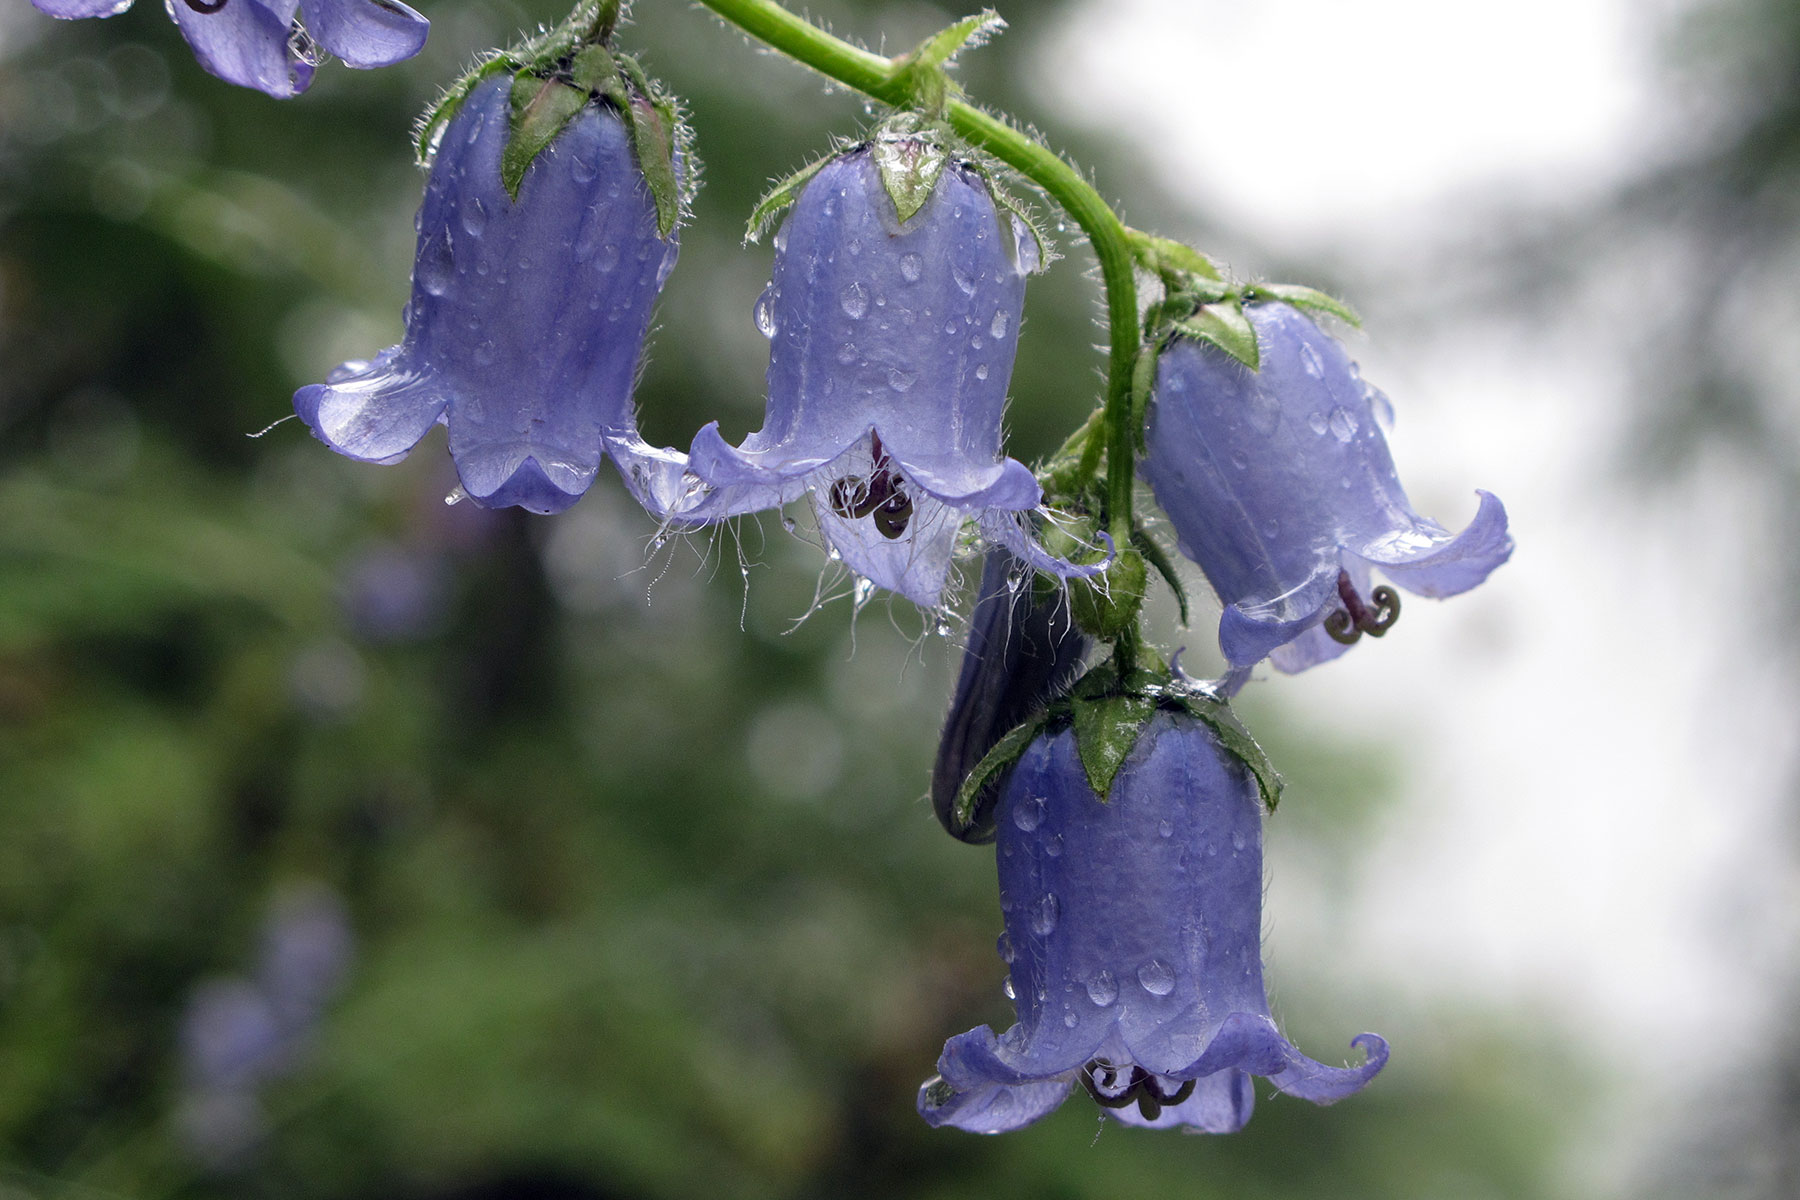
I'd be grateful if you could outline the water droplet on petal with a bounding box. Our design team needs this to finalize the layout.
[1230,451,1249,471]
[417,235,454,297]
[974,364,989,381]
[1299,343,1324,377]
[997,931,1015,964]
[840,281,869,320]
[754,285,779,338]
[568,151,598,184]
[1029,892,1060,937]
[899,251,923,282]
[1063,1011,1079,1028]
[1013,795,1045,831]
[1247,392,1281,435]
[1158,819,1174,838]
[1308,410,1329,436]
[1231,830,1247,851]
[990,309,1010,339]
[886,367,917,393]
[1137,959,1176,996]
[1329,405,1359,442]
[1260,518,1280,538]
[1044,833,1063,858]
[952,262,977,296]
[1002,977,1016,1001]
[1086,970,1119,1007]
[460,197,487,237]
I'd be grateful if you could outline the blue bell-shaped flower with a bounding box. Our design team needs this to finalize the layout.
[675,139,1087,608]
[1140,301,1511,675]
[31,0,427,98]
[294,75,685,514]
[919,708,1387,1133]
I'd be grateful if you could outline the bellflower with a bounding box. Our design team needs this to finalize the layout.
[679,140,1089,608]
[31,0,427,98]
[919,709,1387,1133]
[294,75,686,515]
[1140,301,1511,675]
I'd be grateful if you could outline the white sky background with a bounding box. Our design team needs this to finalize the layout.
[1038,0,1799,1188]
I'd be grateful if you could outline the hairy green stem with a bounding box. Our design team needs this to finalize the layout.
[692,0,1141,550]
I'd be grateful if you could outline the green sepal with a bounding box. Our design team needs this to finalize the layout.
[873,117,949,225]
[503,74,589,201]
[1166,692,1284,813]
[1244,282,1360,327]
[1178,301,1260,370]
[415,56,514,166]
[1130,528,1189,627]
[746,154,832,243]
[977,170,1052,273]
[948,711,1050,843]
[1068,549,1147,641]
[1071,692,1156,801]
[1129,340,1159,454]
[614,52,684,239]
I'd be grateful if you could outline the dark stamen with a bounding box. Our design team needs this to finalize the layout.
[1146,1075,1196,1106]
[826,432,911,536]
[1080,1061,1146,1110]
[1326,569,1403,643]
[183,0,229,12]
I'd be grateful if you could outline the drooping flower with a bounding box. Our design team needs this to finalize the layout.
[677,138,1089,608]
[919,708,1387,1133]
[31,0,427,98]
[932,548,1087,842]
[1140,301,1511,675]
[293,75,687,515]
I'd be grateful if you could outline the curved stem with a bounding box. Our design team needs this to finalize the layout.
[693,0,1140,547]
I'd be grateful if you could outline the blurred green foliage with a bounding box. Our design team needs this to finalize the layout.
[0,1,1595,1197]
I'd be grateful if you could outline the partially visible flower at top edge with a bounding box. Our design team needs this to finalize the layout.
[31,0,427,98]
[670,139,1102,609]
[294,74,687,515]
[932,548,1087,842]
[918,708,1387,1134]
[1139,301,1511,678]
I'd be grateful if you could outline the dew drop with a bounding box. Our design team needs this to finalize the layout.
[1308,410,1329,436]
[1231,830,1247,851]
[595,241,620,272]
[1010,219,1041,274]
[997,931,1016,964]
[460,197,487,237]
[974,364,989,381]
[1158,819,1174,838]
[417,235,454,297]
[1044,833,1063,858]
[952,261,977,296]
[990,308,1010,339]
[1230,451,1249,471]
[1299,343,1324,378]
[1086,970,1119,1007]
[780,515,797,533]
[1063,1011,1079,1028]
[840,281,869,320]
[568,151,598,184]
[1029,892,1060,937]
[886,366,917,393]
[1137,959,1176,996]
[899,252,923,282]
[754,285,779,338]
[1261,518,1280,538]
[444,485,469,506]
[1012,795,1045,831]
[852,576,875,611]
[1247,392,1281,435]
[1002,977,1016,1001]
[772,222,789,252]
[1329,405,1359,442]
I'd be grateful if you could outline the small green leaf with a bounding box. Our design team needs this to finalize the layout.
[1173,696,1284,812]
[1130,341,1158,454]
[1072,694,1155,800]
[1247,282,1360,327]
[503,74,589,201]
[568,43,621,95]
[614,54,683,239]
[909,9,1005,71]
[746,155,832,244]
[1130,232,1222,281]
[873,129,948,225]
[978,172,1051,273]
[1178,301,1260,370]
[949,714,1048,842]
[1130,529,1189,627]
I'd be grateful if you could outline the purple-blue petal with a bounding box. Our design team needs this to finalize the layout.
[293,77,681,515]
[919,711,1387,1134]
[298,0,426,68]
[167,0,313,98]
[1142,301,1511,672]
[31,0,132,19]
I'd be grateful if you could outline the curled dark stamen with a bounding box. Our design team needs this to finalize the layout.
[1326,569,1403,643]
[1080,1061,1146,1110]
[826,432,911,536]
[183,0,229,11]
[1145,1075,1196,1106]
[872,491,912,539]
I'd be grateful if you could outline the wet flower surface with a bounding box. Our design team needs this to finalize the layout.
[678,143,1079,607]
[919,709,1387,1133]
[294,76,685,514]
[1140,301,1511,675]
[31,0,427,97]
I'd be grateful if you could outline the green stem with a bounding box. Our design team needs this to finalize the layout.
[692,0,1141,547]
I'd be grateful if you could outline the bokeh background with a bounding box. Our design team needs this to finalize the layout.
[2,0,1796,1195]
